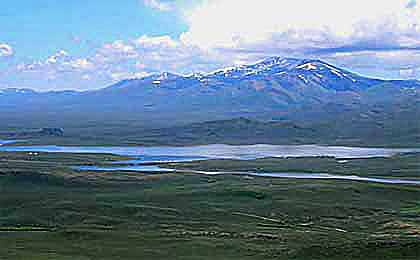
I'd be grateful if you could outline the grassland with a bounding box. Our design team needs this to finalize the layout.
[0,151,419,259]
[1,115,419,148]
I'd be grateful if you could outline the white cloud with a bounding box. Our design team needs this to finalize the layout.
[46,50,69,64]
[65,58,94,70]
[18,50,71,72]
[181,0,420,51]
[110,71,151,81]
[175,0,420,80]
[15,50,98,88]
[82,74,91,80]
[94,35,227,75]
[7,0,420,90]
[0,43,13,57]
[321,48,420,80]
[135,35,178,49]
[100,41,138,58]
[143,0,174,11]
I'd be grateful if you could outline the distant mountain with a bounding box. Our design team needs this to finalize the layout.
[1,57,419,129]
[100,57,413,93]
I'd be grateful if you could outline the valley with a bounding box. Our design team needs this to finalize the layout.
[1,58,418,148]
[1,58,419,260]
[3,2,420,259]
[0,148,419,259]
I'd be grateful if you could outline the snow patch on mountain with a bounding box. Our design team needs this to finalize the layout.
[296,63,318,70]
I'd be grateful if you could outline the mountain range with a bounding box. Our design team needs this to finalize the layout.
[1,57,419,146]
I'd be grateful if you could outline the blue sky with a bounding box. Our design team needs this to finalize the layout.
[1,0,420,90]
[0,0,187,59]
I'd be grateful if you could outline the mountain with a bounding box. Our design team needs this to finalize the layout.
[100,57,401,93]
[1,57,419,139]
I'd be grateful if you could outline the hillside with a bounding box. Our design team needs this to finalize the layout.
[1,57,419,146]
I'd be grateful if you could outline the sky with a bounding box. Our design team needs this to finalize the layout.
[1,0,420,91]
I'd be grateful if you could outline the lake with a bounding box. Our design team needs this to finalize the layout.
[2,141,420,185]
[195,171,420,185]
[1,143,419,161]
[0,140,19,146]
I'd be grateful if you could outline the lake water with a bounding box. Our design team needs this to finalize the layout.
[1,143,419,161]
[71,166,420,185]
[110,155,209,165]
[2,140,420,185]
[0,140,19,146]
[194,171,420,185]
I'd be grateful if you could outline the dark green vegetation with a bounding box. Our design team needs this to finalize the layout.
[1,151,420,259]
[1,112,419,147]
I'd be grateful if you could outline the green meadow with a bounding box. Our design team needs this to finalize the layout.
[0,151,419,259]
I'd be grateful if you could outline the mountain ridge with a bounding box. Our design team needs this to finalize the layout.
[1,57,419,131]
[101,57,415,92]
[2,57,420,94]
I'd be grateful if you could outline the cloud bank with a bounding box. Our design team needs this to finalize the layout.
[179,0,420,78]
[0,43,13,57]
[143,0,174,11]
[3,0,420,90]
[182,0,420,50]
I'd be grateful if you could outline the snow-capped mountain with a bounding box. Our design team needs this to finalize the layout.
[200,57,384,91]
[103,57,388,93]
[1,57,419,124]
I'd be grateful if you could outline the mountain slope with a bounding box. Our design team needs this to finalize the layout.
[1,57,419,129]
